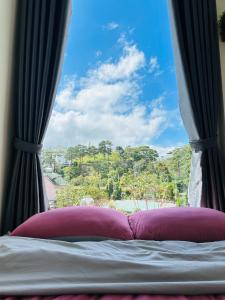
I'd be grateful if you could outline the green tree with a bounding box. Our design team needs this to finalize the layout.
[45,142,191,210]
[87,145,99,157]
[42,150,56,167]
[124,146,158,162]
[65,147,78,163]
[56,174,109,208]
[98,140,112,157]
[115,146,125,157]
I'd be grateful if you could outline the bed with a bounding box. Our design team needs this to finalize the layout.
[5,296,225,300]
[2,206,225,299]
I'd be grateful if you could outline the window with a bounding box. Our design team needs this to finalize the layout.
[42,0,191,213]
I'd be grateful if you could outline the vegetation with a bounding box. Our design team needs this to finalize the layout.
[42,141,191,210]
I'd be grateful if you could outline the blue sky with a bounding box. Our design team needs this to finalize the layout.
[44,0,188,155]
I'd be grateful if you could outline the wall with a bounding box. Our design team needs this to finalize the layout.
[0,0,17,224]
[216,0,225,157]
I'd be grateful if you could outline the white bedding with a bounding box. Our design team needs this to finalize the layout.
[0,236,225,295]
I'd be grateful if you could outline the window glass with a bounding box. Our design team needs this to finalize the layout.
[42,0,191,213]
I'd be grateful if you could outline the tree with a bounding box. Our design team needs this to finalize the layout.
[87,145,99,157]
[98,140,112,157]
[165,145,191,194]
[42,150,61,172]
[46,142,191,210]
[75,144,88,161]
[155,161,172,182]
[42,150,56,167]
[124,146,158,162]
[56,175,109,208]
[115,146,125,157]
[112,182,122,200]
[65,147,78,163]
[63,163,81,180]
[107,180,114,198]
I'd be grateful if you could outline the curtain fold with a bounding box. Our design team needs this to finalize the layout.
[2,0,71,233]
[169,0,225,210]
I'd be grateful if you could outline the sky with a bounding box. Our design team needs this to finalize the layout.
[44,0,188,156]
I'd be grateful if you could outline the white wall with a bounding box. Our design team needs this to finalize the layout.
[216,0,225,156]
[0,0,17,222]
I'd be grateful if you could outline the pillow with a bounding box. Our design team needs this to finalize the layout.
[11,206,133,241]
[129,207,225,242]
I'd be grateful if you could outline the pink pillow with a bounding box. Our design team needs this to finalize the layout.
[129,207,225,242]
[11,206,133,240]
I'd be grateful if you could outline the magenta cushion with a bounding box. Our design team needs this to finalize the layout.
[129,207,225,242]
[11,206,133,240]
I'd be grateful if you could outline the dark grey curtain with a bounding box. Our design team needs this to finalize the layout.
[169,0,225,210]
[2,0,71,233]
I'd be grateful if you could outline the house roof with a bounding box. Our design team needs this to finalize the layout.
[43,176,57,201]
[45,172,67,186]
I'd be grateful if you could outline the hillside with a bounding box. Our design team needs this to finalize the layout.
[42,142,191,210]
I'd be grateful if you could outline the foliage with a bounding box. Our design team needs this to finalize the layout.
[42,141,192,209]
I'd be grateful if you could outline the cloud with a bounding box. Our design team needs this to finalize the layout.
[149,56,164,77]
[92,47,145,81]
[44,38,178,149]
[45,103,174,148]
[90,41,145,83]
[149,56,159,73]
[149,95,165,109]
[56,79,138,113]
[150,145,175,157]
[96,50,102,57]
[104,22,119,30]
[128,27,135,35]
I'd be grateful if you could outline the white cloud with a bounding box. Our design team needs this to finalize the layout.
[149,56,159,73]
[104,22,119,30]
[56,80,138,113]
[44,39,178,149]
[149,56,164,77]
[90,44,145,82]
[151,145,175,157]
[151,142,188,158]
[45,104,175,148]
[149,95,165,109]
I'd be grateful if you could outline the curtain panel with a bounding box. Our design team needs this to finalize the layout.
[169,0,225,210]
[2,0,71,233]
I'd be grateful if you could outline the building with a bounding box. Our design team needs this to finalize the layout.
[43,173,67,209]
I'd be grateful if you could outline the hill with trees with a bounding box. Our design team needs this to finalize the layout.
[42,141,191,211]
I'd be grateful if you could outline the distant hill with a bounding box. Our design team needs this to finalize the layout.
[41,141,191,211]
